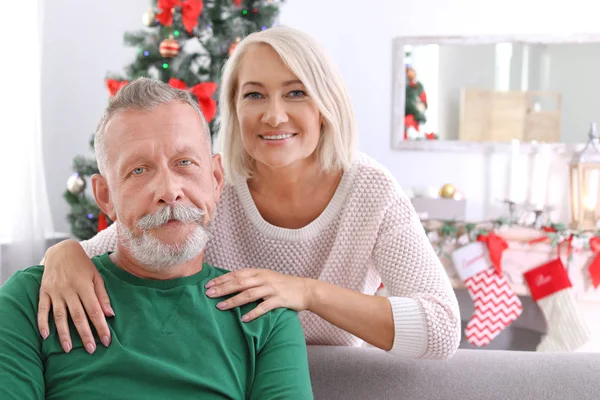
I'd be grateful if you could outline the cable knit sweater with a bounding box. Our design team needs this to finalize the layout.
[80,153,461,359]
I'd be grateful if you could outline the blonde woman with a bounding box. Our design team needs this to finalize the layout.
[38,26,461,359]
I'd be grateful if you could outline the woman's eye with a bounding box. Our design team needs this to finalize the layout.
[179,160,193,166]
[242,92,263,99]
[132,167,145,175]
[288,90,306,98]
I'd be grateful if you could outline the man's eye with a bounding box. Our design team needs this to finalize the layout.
[179,160,193,166]
[132,167,145,175]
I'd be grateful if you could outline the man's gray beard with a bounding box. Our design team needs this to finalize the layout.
[117,204,212,272]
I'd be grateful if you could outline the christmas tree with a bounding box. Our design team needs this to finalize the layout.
[64,0,284,240]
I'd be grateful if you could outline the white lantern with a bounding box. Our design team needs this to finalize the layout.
[569,122,600,230]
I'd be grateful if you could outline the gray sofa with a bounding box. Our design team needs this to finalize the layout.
[307,346,600,400]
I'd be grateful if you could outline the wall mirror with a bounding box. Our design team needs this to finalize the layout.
[391,35,600,150]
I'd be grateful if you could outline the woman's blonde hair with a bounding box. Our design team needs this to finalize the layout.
[217,26,358,183]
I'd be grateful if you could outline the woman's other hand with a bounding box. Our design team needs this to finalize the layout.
[38,239,113,354]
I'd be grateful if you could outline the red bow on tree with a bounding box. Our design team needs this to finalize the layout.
[477,231,508,276]
[168,78,217,123]
[106,79,129,96]
[157,0,203,33]
[587,237,600,289]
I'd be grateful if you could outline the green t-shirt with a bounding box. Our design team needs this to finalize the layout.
[0,253,313,400]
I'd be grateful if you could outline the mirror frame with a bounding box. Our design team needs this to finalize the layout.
[390,34,600,152]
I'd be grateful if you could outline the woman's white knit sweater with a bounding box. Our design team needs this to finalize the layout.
[81,153,461,359]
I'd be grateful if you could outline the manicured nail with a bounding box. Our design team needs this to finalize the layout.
[242,315,250,322]
[41,329,49,340]
[205,281,214,288]
[62,341,72,353]
[85,343,96,354]
[216,302,227,310]
[206,288,215,296]
[101,336,111,347]
[106,305,115,317]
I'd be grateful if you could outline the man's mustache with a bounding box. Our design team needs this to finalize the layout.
[137,204,206,230]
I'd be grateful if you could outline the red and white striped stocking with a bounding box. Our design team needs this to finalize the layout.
[452,242,523,346]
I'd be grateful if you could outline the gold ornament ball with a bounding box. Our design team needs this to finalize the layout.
[142,8,157,27]
[159,38,180,58]
[439,183,456,199]
[67,173,86,195]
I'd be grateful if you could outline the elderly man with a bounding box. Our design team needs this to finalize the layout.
[0,78,313,399]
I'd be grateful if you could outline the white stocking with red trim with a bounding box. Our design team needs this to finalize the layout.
[524,259,590,352]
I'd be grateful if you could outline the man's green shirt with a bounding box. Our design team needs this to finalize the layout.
[0,253,313,399]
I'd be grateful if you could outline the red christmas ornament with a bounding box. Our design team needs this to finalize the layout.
[159,38,180,58]
[233,0,242,6]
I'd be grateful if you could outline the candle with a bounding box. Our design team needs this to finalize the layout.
[584,169,600,211]
[530,144,552,210]
[508,139,520,202]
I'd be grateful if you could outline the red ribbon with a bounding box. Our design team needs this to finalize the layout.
[477,232,508,276]
[528,227,575,264]
[106,79,129,96]
[157,0,203,33]
[168,78,217,123]
[527,225,557,245]
[588,237,600,289]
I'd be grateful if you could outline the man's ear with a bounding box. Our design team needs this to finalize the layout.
[91,174,116,221]
[211,153,225,202]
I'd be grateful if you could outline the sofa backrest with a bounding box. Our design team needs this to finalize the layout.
[307,346,600,400]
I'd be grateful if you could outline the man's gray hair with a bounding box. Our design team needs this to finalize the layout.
[94,77,211,176]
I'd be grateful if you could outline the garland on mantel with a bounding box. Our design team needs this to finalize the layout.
[423,219,600,288]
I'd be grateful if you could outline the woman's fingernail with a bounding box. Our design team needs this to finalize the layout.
[205,281,214,288]
[106,305,115,317]
[41,329,49,339]
[206,288,215,296]
[242,315,250,322]
[101,336,111,347]
[62,341,72,353]
[216,302,227,310]
[85,343,96,354]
